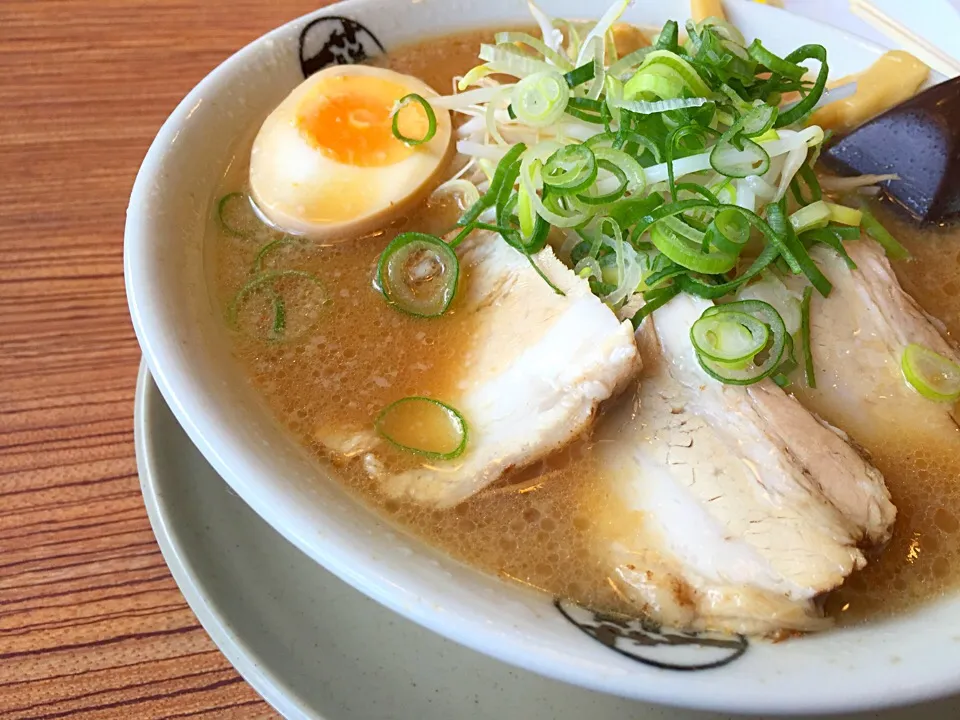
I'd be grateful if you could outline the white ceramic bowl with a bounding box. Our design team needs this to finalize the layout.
[125,0,960,713]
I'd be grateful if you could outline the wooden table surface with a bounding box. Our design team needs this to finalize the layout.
[0,2,333,717]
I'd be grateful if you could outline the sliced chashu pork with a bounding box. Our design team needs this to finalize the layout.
[785,238,960,448]
[319,231,640,508]
[594,293,895,636]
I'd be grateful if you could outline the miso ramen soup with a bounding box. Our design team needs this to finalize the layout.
[211,14,960,637]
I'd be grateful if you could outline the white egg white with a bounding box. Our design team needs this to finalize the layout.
[249,65,452,241]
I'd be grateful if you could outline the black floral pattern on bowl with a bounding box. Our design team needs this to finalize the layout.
[299,16,386,78]
[555,598,748,671]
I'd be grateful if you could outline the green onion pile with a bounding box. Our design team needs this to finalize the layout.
[377,0,913,388]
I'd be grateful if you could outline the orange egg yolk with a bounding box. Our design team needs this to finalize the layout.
[295,75,430,167]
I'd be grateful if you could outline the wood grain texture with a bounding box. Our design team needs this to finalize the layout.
[0,2,334,717]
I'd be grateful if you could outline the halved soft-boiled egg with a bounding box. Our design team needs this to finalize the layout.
[249,65,452,241]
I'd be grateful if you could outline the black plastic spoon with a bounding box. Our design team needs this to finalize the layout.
[821,75,960,223]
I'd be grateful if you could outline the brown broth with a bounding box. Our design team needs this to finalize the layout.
[214,30,629,615]
[214,31,960,629]
[824,203,960,624]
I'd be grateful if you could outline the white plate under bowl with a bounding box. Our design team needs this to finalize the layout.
[134,363,960,719]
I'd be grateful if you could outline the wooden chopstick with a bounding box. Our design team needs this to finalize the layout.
[850,0,960,77]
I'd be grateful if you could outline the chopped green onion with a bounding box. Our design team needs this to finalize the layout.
[576,159,628,205]
[565,96,610,124]
[396,5,854,326]
[720,82,752,113]
[228,270,325,342]
[693,27,758,85]
[377,232,459,317]
[457,64,496,90]
[375,396,468,460]
[827,224,861,241]
[252,236,306,273]
[901,344,960,402]
[788,200,831,234]
[730,203,798,269]
[860,202,911,260]
[747,40,806,80]
[674,182,721,206]
[740,104,779,138]
[517,183,537,240]
[691,310,770,363]
[628,50,714,100]
[623,72,684,102]
[752,127,780,143]
[650,221,737,275]
[218,192,264,238]
[498,190,551,253]
[766,199,832,296]
[773,334,798,387]
[523,249,566,296]
[455,143,527,241]
[790,164,822,205]
[661,215,707,244]
[564,106,607,124]
[494,149,525,222]
[654,20,680,53]
[676,243,780,299]
[614,130,662,167]
[710,133,770,178]
[479,42,555,77]
[643,261,686,289]
[431,179,481,211]
[631,198,717,241]
[523,158,592,228]
[591,146,645,194]
[607,46,655,78]
[512,71,570,127]
[632,283,681,326]
[663,123,715,199]
[707,207,751,255]
[391,93,437,146]
[610,97,711,115]
[737,272,802,335]
[774,45,828,127]
[693,300,787,385]
[543,144,598,193]
[564,61,596,87]
[494,31,574,71]
[470,221,513,234]
[708,178,738,205]
[801,227,857,270]
[800,285,816,388]
[574,254,603,280]
[610,194,664,230]
[824,202,863,226]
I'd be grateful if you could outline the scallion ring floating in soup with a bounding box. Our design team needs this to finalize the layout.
[228,269,326,342]
[390,93,438,146]
[218,192,268,239]
[375,396,468,460]
[252,235,314,274]
[901,344,960,402]
[376,232,459,318]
